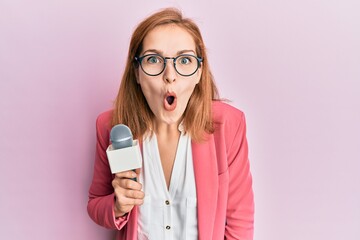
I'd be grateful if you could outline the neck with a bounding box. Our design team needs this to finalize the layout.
[154,122,180,135]
[153,121,180,137]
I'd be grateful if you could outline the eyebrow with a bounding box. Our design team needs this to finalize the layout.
[142,49,196,56]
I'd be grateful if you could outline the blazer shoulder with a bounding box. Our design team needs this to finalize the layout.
[212,101,245,124]
[96,109,113,130]
[96,109,113,126]
[95,109,113,143]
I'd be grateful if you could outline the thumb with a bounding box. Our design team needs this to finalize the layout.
[134,168,141,175]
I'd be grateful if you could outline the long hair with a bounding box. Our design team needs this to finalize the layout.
[112,8,219,142]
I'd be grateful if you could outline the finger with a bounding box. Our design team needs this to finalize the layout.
[118,178,142,190]
[113,177,138,190]
[124,189,145,199]
[115,170,137,179]
[134,168,141,175]
[113,186,144,200]
[116,194,144,206]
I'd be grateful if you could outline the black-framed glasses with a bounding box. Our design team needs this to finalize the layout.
[135,54,203,77]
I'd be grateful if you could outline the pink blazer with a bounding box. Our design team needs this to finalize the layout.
[87,101,254,239]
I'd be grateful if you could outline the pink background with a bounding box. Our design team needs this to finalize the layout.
[1,1,359,239]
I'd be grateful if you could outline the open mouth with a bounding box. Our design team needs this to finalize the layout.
[164,92,177,111]
[166,96,175,105]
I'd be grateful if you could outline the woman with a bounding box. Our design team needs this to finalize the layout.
[87,8,254,240]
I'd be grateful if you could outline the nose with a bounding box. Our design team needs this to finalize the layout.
[163,58,176,83]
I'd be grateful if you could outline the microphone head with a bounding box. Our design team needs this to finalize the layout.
[110,124,133,149]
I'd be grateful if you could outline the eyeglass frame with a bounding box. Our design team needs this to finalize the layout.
[134,54,203,77]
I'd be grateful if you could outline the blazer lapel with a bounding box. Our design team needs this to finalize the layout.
[192,134,218,240]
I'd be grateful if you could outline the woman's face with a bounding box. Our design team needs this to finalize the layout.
[137,24,202,127]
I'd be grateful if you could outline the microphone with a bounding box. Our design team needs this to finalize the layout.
[106,124,142,177]
[110,124,133,149]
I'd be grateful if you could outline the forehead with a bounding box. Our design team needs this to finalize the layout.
[142,24,196,55]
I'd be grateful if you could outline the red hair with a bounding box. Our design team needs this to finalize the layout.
[112,8,218,142]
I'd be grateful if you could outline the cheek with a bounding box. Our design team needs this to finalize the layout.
[138,76,161,98]
[186,75,201,93]
[179,82,198,103]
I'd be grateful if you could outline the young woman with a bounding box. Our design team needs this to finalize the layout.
[88,8,254,240]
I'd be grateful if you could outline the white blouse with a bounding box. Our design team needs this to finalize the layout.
[137,129,198,240]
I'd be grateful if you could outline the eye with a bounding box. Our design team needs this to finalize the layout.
[178,56,192,65]
[146,55,162,64]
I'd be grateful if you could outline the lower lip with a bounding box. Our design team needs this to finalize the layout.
[163,97,177,111]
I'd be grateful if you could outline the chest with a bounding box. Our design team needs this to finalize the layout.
[157,136,179,189]
[138,133,198,239]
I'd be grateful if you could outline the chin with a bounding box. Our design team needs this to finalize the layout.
[161,114,181,125]
[163,118,180,125]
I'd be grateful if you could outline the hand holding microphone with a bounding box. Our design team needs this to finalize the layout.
[107,124,144,218]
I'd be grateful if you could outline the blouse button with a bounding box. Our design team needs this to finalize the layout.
[165,200,170,205]
[166,225,171,230]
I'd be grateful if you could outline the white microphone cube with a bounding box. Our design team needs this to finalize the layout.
[106,140,142,174]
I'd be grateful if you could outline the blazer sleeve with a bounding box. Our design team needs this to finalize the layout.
[225,112,254,239]
[87,112,131,230]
